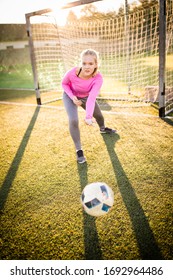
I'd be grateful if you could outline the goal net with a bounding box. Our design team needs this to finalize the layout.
[25,0,173,115]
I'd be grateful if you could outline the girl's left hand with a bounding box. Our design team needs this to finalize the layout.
[85,118,94,126]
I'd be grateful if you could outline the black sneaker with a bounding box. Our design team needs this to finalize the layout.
[100,127,117,134]
[76,150,86,164]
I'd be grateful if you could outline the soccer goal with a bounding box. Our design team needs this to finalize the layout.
[25,0,173,116]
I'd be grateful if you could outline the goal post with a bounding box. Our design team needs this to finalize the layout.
[25,8,62,105]
[159,0,166,117]
[25,9,52,105]
[25,0,173,116]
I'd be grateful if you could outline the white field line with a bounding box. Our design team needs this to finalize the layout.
[0,88,34,91]
[0,100,171,119]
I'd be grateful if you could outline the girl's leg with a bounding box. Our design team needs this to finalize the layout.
[63,92,81,151]
[93,103,116,133]
[93,101,105,129]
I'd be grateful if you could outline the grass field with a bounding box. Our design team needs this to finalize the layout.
[0,96,173,260]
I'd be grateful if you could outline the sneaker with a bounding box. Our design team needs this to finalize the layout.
[100,127,117,134]
[76,150,86,164]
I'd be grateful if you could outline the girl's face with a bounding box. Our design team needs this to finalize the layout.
[81,55,97,78]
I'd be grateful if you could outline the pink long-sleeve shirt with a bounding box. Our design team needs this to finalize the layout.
[62,67,103,119]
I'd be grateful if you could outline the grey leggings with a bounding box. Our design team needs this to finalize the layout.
[63,92,105,150]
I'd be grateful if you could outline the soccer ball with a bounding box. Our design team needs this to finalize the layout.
[81,182,114,217]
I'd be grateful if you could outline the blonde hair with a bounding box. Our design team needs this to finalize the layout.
[80,49,99,63]
[80,49,99,75]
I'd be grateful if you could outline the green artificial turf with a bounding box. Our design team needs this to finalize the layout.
[0,101,172,260]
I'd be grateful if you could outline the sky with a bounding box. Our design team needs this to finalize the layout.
[0,0,137,24]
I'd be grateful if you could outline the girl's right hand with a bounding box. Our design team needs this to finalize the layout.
[72,96,82,106]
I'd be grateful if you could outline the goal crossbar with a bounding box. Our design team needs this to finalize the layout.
[62,0,103,9]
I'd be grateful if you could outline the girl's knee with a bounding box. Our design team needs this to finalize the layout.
[70,118,79,128]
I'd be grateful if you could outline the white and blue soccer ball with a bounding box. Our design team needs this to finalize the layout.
[81,182,114,217]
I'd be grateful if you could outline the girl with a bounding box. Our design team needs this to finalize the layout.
[62,49,116,164]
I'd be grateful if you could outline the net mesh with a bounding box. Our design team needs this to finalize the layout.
[29,15,63,102]
[26,0,173,114]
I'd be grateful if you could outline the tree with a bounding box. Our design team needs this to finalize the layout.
[80,4,98,18]
[66,10,77,23]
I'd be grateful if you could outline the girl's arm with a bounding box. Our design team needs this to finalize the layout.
[85,75,103,119]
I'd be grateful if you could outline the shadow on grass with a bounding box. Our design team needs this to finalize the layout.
[0,106,40,211]
[77,163,103,260]
[162,117,173,126]
[102,133,164,260]
[97,99,112,111]
[0,89,35,102]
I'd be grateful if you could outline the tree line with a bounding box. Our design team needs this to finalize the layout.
[66,0,159,23]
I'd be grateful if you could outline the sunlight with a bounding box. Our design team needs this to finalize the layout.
[0,0,139,24]
[51,7,69,26]
[50,0,138,26]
